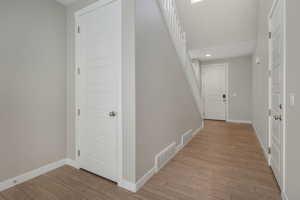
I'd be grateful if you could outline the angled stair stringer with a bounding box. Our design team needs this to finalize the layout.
[156,0,203,117]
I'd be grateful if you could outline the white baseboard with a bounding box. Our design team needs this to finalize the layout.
[192,126,203,136]
[0,125,205,193]
[176,127,202,153]
[176,129,192,153]
[226,119,252,124]
[118,179,137,192]
[282,191,288,200]
[252,125,270,164]
[130,126,204,193]
[155,142,177,172]
[118,167,155,193]
[0,159,67,192]
[176,143,184,153]
[65,159,80,169]
[136,167,155,191]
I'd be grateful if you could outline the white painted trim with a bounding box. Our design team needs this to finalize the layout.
[225,63,229,121]
[177,127,203,153]
[253,125,270,164]
[74,0,124,186]
[0,159,67,192]
[268,0,287,193]
[118,167,155,193]
[282,0,287,194]
[118,179,136,192]
[65,159,80,169]
[0,125,204,193]
[135,167,155,191]
[155,142,177,173]
[178,129,193,149]
[201,63,229,121]
[130,126,204,193]
[281,191,289,200]
[193,126,202,136]
[75,0,117,16]
[176,143,184,153]
[226,120,252,124]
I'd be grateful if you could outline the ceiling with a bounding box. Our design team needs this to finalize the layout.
[56,0,77,5]
[176,0,259,61]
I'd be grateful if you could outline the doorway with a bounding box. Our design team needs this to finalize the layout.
[75,0,121,182]
[202,64,228,121]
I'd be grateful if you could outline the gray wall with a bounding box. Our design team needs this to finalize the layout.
[252,0,273,154]
[202,55,253,122]
[286,1,300,199]
[135,0,202,180]
[0,0,66,182]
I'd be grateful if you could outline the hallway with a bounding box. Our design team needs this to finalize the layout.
[0,121,281,200]
[139,120,281,200]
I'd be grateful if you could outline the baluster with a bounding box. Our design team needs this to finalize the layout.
[167,0,171,24]
[171,8,175,34]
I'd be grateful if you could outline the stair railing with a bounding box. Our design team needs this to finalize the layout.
[157,0,203,116]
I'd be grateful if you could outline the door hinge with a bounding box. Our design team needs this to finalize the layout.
[77,67,80,75]
[77,25,80,34]
[77,108,81,116]
[77,150,81,157]
[268,147,271,154]
[269,32,272,39]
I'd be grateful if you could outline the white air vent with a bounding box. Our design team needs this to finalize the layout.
[155,142,176,172]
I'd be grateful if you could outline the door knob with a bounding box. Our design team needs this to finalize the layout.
[109,111,117,117]
[273,115,282,121]
[222,94,227,103]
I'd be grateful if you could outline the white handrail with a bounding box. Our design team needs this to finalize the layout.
[157,0,203,116]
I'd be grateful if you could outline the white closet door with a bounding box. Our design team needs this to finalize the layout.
[269,0,284,189]
[76,0,121,182]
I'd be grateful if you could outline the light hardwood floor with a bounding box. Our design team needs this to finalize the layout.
[0,120,281,200]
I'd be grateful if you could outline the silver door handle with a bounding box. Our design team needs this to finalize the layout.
[109,111,117,117]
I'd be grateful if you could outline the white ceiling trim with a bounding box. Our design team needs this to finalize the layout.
[56,0,77,5]
[189,40,256,61]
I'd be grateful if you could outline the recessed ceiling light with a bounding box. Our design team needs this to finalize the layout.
[205,54,212,57]
[191,0,204,4]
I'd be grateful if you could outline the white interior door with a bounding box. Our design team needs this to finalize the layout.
[202,64,227,120]
[269,0,284,189]
[76,0,121,182]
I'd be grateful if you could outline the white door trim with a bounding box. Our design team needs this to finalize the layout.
[74,0,123,185]
[201,63,229,121]
[268,0,286,193]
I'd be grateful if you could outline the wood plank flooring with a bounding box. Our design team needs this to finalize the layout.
[0,120,281,200]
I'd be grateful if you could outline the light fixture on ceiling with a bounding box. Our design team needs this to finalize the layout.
[191,0,204,4]
[205,54,212,57]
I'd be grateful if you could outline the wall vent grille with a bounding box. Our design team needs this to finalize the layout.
[155,142,176,172]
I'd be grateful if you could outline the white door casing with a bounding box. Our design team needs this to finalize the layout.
[202,64,228,121]
[269,0,286,190]
[75,0,121,182]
